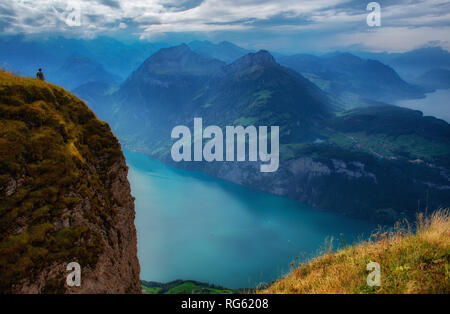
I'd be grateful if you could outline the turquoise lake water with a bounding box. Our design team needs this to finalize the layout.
[125,150,378,289]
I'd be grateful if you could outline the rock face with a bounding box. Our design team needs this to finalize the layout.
[0,71,140,293]
[11,156,140,294]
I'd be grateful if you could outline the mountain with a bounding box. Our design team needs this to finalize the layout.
[278,52,425,105]
[390,47,450,71]
[188,50,332,140]
[106,46,450,223]
[111,46,334,153]
[71,81,116,122]
[0,35,63,77]
[112,44,225,143]
[416,68,450,90]
[188,40,252,63]
[53,55,122,90]
[0,70,140,293]
[355,47,450,85]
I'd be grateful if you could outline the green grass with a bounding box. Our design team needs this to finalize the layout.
[142,286,162,294]
[141,280,235,294]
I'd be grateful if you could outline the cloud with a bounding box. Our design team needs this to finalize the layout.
[97,0,121,9]
[0,0,449,52]
[331,26,450,52]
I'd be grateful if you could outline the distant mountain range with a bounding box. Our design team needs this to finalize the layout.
[0,35,167,82]
[416,68,450,91]
[278,52,425,105]
[188,40,252,64]
[54,55,121,90]
[355,47,450,86]
[384,47,450,72]
[91,45,450,223]
[2,35,448,95]
[110,45,333,151]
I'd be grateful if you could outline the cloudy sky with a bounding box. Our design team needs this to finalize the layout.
[1,0,449,53]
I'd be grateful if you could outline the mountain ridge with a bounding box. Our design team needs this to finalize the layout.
[279,52,425,105]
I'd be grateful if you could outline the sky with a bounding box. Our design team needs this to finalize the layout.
[1,0,449,53]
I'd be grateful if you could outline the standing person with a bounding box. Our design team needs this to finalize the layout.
[36,68,45,81]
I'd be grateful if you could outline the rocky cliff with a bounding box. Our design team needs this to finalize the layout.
[0,70,140,293]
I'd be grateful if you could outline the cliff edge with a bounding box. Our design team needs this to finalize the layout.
[0,71,140,293]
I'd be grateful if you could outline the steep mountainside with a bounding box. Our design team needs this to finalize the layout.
[279,52,424,105]
[0,71,140,293]
[189,50,335,144]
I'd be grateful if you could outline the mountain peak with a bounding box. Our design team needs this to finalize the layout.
[128,44,225,80]
[152,43,192,59]
[229,50,277,70]
[247,50,276,64]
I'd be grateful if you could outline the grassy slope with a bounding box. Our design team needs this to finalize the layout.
[261,210,450,294]
[0,70,122,293]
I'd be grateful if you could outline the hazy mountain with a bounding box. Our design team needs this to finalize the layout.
[111,44,225,142]
[190,50,333,140]
[54,55,121,90]
[390,47,450,71]
[416,68,450,90]
[188,40,252,63]
[111,46,334,150]
[279,52,425,105]
[0,35,63,77]
[355,47,450,85]
[0,35,165,80]
[72,81,116,122]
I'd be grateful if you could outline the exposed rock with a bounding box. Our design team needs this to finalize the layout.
[4,178,17,197]
[288,157,331,176]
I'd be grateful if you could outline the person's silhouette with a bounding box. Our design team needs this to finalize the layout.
[36,68,45,81]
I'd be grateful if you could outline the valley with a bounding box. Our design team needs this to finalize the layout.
[126,150,377,289]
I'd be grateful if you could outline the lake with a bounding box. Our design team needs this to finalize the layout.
[396,89,450,123]
[125,150,377,289]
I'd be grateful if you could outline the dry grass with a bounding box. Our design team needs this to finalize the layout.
[260,209,450,294]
